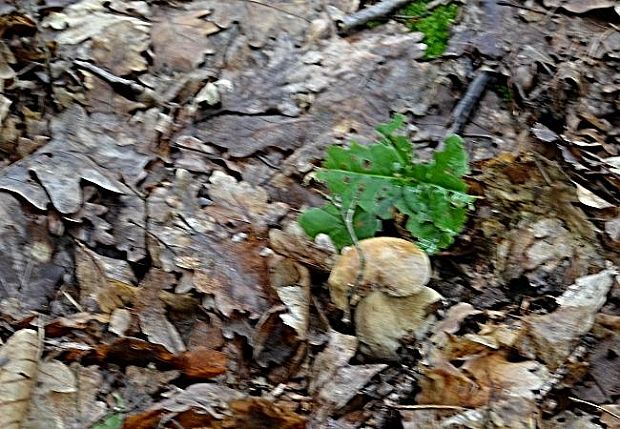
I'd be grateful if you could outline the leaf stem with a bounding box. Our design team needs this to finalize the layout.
[342,193,366,324]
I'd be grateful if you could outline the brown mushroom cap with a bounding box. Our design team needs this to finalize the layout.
[355,286,443,360]
[328,237,431,312]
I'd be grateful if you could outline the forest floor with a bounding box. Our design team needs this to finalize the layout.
[0,1,619,428]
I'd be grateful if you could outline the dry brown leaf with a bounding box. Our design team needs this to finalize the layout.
[269,254,311,340]
[575,183,615,209]
[159,383,244,417]
[204,170,289,233]
[310,330,386,412]
[601,405,620,429]
[0,194,68,317]
[543,0,616,14]
[43,0,150,45]
[176,347,227,379]
[218,398,306,429]
[135,269,186,354]
[0,329,41,429]
[269,221,336,272]
[517,269,616,368]
[192,238,272,318]
[151,9,219,72]
[197,1,315,48]
[90,19,149,75]
[417,351,549,408]
[108,308,132,336]
[75,244,137,313]
[25,363,108,429]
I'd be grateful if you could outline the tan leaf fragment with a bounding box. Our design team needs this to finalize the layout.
[108,308,132,336]
[42,0,150,46]
[0,40,16,80]
[310,330,386,411]
[135,270,186,354]
[151,9,220,72]
[544,0,616,14]
[575,183,615,209]
[90,19,149,75]
[417,352,549,408]
[24,363,107,429]
[75,244,137,313]
[0,329,42,429]
[158,383,244,418]
[205,171,289,233]
[269,255,311,340]
[517,268,617,369]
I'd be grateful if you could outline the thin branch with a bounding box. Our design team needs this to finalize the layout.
[338,0,412,34]
[394,404,470,411]
[241,0,311,22]
[342,194,366,324]
[569,397,620,422]
[73,60,162,106]
[446,69,493,138]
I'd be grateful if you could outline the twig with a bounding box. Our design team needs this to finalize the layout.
[338,0,412,34]
[394,404,470,411]
[73,60,161,106]
[496,0,546,14]
[446,69,493,138]
[241,0,311,22]
[60,289,84,312]
[569,397,620,421]
[342,194,366,324]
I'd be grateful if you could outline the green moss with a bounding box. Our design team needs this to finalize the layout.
[398,1,459,59]
[494,83,513,103]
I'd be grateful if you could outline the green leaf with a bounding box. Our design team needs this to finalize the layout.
[299,115,475,253]
[298,204,380,249]
[91,413,124,429]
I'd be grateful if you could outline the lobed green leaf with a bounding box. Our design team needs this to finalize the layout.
[298,115,474,253]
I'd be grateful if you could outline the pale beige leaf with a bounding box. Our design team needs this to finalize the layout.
[0,329,42,429]
[575,183,615,209]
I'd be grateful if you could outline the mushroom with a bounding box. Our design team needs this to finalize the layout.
[328,237,442,360]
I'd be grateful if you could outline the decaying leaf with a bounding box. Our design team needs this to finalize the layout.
[0,194,69,317]
[159,383,243,418]
[204,170,289,233]
[0,329,41,429]
[517,268,617,369]
[75,244,137,313]
[151,9,219,72]
[310,330,386,412]
[575,183,615,209]
[543,0,616,14]
[135,270,186,354]
[417,351,549,408]
[269,254,311,340]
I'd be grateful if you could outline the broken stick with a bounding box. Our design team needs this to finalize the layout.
[338,0,412,34]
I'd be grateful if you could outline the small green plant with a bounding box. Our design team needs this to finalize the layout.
[494,83,513,103]
[367,0,459,58]
[299,114,475,254]
[399,0,459,58]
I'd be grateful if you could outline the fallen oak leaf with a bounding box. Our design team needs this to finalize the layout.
[0,329,42,429]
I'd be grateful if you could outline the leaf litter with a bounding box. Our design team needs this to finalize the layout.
[0,0,619,428]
